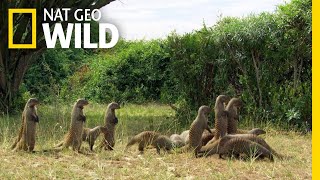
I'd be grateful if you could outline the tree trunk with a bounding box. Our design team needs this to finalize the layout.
[0,0,115,112]
[251,50,262,108]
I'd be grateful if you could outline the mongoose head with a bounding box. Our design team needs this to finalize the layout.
[248,128,266,136]
[76,99,89,108]
[198,105,211,116]
[27,98,39,107]
[229,98,242,108]
[216,95,230,105]
[107,102,120,110]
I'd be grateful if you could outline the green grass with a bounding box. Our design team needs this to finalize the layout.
[0,103,311,179]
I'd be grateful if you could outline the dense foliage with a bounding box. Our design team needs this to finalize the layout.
[22,0,311,129]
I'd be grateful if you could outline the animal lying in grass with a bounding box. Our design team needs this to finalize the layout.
[197,134,278,161]
[125,131,173,154]
[170,134,185,148]
[82,126,108,151]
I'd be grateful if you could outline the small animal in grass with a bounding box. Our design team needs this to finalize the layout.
[186,105,212,156]
[125,131,173,154]
[12,98,40,152]
[208,95,230,144]
[55,99,89,152]
[82,126,108,151]
[98,102,120,150]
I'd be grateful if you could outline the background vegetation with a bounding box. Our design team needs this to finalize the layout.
[18,0,311,130]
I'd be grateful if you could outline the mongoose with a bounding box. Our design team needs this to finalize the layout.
[98,102,120,150]
[246,128,266,135]
[219,134,282,158]
[82,126,108,151]
[201,129,215,146]
[218,138,274,161]
[226,98,242,134]
[198,133,279,159]
[12,98,39,152]
[180,130,189,144]
[55,99,89,151]
[186,105,212,156]
[170,134,185,148]
[125,131,173,154]
[208,95,230,144]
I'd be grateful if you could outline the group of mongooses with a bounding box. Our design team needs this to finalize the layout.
[11,98,120,153]
[11,96,280,161]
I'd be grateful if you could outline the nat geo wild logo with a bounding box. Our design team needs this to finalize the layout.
[8,8,119,49]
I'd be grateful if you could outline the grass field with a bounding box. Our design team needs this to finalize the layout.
[0,103,311,179]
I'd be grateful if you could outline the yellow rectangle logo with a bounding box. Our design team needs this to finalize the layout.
[8,9,37,49]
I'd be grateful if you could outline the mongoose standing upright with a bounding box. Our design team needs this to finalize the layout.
[226,98,242,134]
[209,95,230,143]
[98,102,120,150]
[82,126,108,151]
[12,98,39,152]
[187,105,212,156]
[55,99,89,151]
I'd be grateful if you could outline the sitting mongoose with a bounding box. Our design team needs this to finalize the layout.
[125,131,173,154]
[55,99,89,151]
[208,95,230,144]
[82,126,108,151]
[98,102,120,150]
[185,105,212,156]
[12,98,39,152]
[170,134,185,148]
[218,138,274,161]
[226,98,242,134]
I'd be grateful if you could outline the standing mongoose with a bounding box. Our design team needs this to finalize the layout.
[98,102,120,150]
[55,99,89,151]
[226,98,242,134]
[186,105,212,156]
[12,98,39,152]
[125,131,173,154]
[82,126,108,151]
[209,95,230,143]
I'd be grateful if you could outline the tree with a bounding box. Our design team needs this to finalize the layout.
[0,0,115,111]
